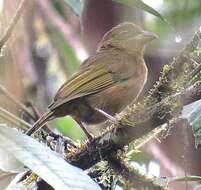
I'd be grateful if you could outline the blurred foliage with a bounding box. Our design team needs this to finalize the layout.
[63,0,83,16]
[54,116,85,140]
[146,0,201,38]
[113,0,167,23]
[130,151,153,165]
[50,0,68,20]
[163,0,201,27]
[49,27,80,75]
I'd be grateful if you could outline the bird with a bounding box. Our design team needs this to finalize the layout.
[26,22,157,139]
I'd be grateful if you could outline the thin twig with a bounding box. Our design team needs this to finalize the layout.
[126,123,168,157]
[0,84,35,120]
[25,101,53,133]
[0,84,53,133]
[0,0,27,52]
[25,101,41,119]
[188,61,201,80]
[0,107,31,130]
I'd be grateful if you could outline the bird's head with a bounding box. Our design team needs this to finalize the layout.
[98,22,157,53]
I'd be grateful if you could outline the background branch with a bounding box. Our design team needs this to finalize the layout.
[0,84,35,120]
[0,0,27,52]
[0,107,31,130]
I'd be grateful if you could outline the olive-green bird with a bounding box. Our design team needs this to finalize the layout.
[26,22,157,138]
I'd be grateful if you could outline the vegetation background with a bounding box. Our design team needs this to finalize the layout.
[1,0,201,189]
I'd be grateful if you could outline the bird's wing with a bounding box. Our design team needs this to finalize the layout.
[48,52,118,110]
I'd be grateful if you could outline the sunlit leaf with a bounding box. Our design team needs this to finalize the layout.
[113,0,166,23]
[0,125,101,190]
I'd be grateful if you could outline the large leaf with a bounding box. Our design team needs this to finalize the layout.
[64,0,83,16]
[0,148,24,173]
[113,0,166,23]
[0,170,16,190]
[0,125,101,190]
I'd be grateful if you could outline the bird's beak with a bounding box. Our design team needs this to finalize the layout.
[135,30,158,43]
[142,30,158,41]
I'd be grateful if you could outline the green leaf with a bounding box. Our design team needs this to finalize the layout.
[113,0,166,23]
[0,125,101,190]
[55,116,85,140]
[64,0,83,16]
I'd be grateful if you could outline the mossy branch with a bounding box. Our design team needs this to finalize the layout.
[144,30,201,105]
[65,81,201,170]
[108,156,168,190]
[65,29,201,171]
[61,30,201,189]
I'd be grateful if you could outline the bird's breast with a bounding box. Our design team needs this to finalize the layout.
[87,64,147,117]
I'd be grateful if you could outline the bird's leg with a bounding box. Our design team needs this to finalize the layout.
[94,108,115,122]
[75,119,94,141]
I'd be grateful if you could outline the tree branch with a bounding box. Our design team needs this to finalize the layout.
[0,84,35,120]
[65,81,201,170]
[108,156,167,190]
[0,107,31,130]
[144,30,201,106]
[0,0,27,53]
[64,29,201,171]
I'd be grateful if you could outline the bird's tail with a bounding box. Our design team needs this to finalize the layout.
[26,111,54,136]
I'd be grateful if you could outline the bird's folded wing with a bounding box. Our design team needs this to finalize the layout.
[48,62,115,110]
